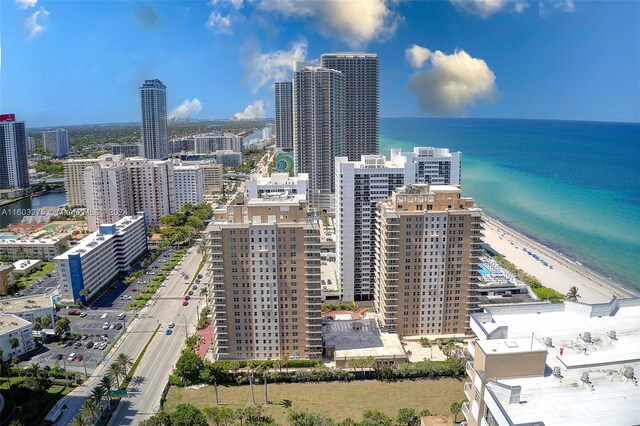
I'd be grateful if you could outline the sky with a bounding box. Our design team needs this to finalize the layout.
[1,0,639,127]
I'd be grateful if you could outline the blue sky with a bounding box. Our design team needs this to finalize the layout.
[1,0,639,127]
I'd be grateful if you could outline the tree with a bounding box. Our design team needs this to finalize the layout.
[139,411,172,426]
[287,410,336,426]
[170,403,208,426]
[33,317,43,331]
[91,385,108,407]
[360,410,393,426]
[185,216,205,231]
[100,374,115,397]
[450,401,462,423]
[69,414,91,426]
[246,360,257,406]
[396,408,420,426]
[79,288,88,301]
[200,363,223,405]
[116,353,134,377]
[42,314,52,328]
[81,398,101,423]
[229,360,241,381]
[204,406,235,426]
[10,337,19,354]
[199,287,209,306]
[565,286,581,302]
[175,350,204,385]
[109,362,125,388]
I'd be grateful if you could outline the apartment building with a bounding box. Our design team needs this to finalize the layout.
[274,81,294,150]
[173,164,204,209]
[55,214,147,302]
[0,236,68,261]
[206,194,322,360]
[194,134,243,154]
[199,162,224,194]
[0,314,35,361]
[140,79,169,160]
[0,265,14,295]
[391,147,461,185]
[63,157,102,207]
[0,294,56,324]
[245,173,309,200]
[111,143,141,158]
[374,184,483,336]
[214,150,242,167]
[464,297,640,426]
[0,114,29,190]
[171,138,195,154]
[42,129,69,157]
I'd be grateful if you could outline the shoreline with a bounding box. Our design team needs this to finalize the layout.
[481,214,637,304]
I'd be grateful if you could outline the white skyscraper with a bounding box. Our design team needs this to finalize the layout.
[274,81,293,150]
[320,53,379,160]
[85,161,132,231]
[293,63,345,212]
[0,114,29,190]
[173,164,204,209]
[42,129,69,157]
[140,79,169,160]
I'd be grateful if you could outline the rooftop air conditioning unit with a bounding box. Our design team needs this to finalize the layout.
[544,337,553,347]
[608,330,617,340]
[582,332,592,343]
[552,366,563,379]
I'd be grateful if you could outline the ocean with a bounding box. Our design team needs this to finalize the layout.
[379,118,640,294]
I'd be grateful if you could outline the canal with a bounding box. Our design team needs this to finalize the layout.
[0,192,67,229]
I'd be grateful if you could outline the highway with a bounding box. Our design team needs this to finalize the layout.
[48,246,203,425]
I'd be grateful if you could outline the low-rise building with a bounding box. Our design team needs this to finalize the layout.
[0,236,68,261]
[55,214,147,303]
[12,259,43,274]
[0,293,56,323]
[0,264,15,295]
[0,314,35,361]
[464,297,640,426]
[111,143,141,158]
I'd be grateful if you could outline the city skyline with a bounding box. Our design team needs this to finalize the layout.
[2,1,639,127]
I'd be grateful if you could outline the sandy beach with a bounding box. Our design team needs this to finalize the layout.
[482,215,636,304]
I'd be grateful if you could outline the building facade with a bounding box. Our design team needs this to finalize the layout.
[206,194,322,360]
[0,114,29,190]
[173,165,204,209]
[0,265,14,295]
[245,173,309,200]
[0,314,35,361]
[63,157,102,207]
[374,184,483,336]
[42,129,69,157]
[55,214,147,303]
[214,150,242,167]
[0,236,68,261]
[194,134,243,154]
[199,162,224,194]
[293,63,345,212]
[0,294,56,324]
[26,136,36,153]
[112,143,141,158]
[140,79,169,160]
[274,81,293,150]
[320,53,379,160]
[391,147,461,185]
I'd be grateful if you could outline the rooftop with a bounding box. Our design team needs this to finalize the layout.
[0,293,54,314]
[477,337,547,355]
[13,259,43,272]
[0,313,31,334]
[323,318,407,360]
[0,236,64,246]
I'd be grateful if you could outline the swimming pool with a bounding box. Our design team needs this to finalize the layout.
[0,235,16,240]
[479,264,491,275]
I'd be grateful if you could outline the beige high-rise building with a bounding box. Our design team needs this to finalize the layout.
[374,184,483,336]
[63,157,105,207]
[125,158,175,226]
[206,193,322,360]
[85,161,132,231]
[199,162,224,194]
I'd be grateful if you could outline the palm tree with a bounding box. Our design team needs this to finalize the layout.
[28,362,42,378]
[246,361,257,406]
[10,337,19,355]
[100,374,115,396]
[69,414,91,426]
[199,287,209,306]
[565,286,581,302]
[109,362,125,388]
[450,401,462,423]
[116,353,133,377]
[91,385,108,406]
[81,398,100,423]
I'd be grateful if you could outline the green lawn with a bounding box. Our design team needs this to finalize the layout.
[0,378,73,426]
[165,378,463,423]
[10,261,56,292]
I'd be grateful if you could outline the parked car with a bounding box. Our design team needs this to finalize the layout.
[75,354,83,362]
[102,322,110,330]
[61,341,71,348]
[99,342,107,350]
[184,295,190,300]
[86,341,94,349]
[192,285,198,290]
[109,324,115,330]
[118,313,126,319]
[67,353,76,361]
[101,313,108,319]
[54,353,63,360]
[188,291,194,296]
[81,335,88,340]
[182,300,189,306]
[101,334,109,339]
[80,312,87,317]
[115,323,123,330]
[69,310,81,316]
[168,322,175,328]
[165,329,172,335]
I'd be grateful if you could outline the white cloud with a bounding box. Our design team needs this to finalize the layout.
[15,0,37,9]
[256,0,402,48]
[169,98,203,119]
[405,45,432,69]
[206,11,233,34]
[539,0,575,16]
[245,39,307,93]
[234,100,266,120]
[25,7,49,39]
[210,0,243,9]
[450,0,528,18]
[407,48,498,116]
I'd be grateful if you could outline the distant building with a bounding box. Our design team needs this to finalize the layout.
[199,162,224,194]
[246,172,309,200]
[0,236,68,261]
[293,63,345,212]
[262,126,272,140]
[464,297,640,426]
[194,134,242,154]
[391,147,461,185]
[320,53,379,160]
[26,136,36,153]
[55,214,147,303]
[0,114,29,190]
[171,138,195,154]
[63,157,102,207]
[214,150,242,167]
[173,164,204,209]
[274,81,293,150]
[0,264,14,295]
[206,193,322,360]
[374,184,483,336]
[0,314,35,362]
[112,143,141,158]
[140,79,169,160]
[42,129,69,157]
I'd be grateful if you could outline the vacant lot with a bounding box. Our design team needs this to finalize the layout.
[165,378,463,423]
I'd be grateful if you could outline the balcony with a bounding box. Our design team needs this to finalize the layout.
[464,382,472,400]
[462,401,471,422]
[465,361,474,378]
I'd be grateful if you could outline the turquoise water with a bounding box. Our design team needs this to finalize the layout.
[479,265,491,276]
[0,235,16,240]
[380,118,640,294]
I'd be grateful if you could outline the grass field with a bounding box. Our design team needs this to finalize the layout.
[10,261,56,293]
[165,378,464,423]
[0,378,72,425]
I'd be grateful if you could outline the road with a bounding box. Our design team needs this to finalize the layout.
[48,246,203,425]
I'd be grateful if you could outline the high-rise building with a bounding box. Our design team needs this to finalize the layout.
[63,157,103,207]
[125,158,175,227]
[112,143,141,158]
[198,162,224,194]
[320,53,379,160]
[85,161,132,231]
[0,114,29,190]
[26,136,36,153]
[173,164,204,209]
[274,81,293,150]
[293,63,345,212]
[206,193,322,360]
[335,148,464,302]
[140,79,169,160]
[42,129,69,157]
[374,184,483,336]
[194,134,242,154]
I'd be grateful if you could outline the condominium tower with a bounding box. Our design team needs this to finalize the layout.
[173,164,204,209]
[320,53,379,160]
[42,129,69,157]
[63,157,102,207]
[0,114,29,190]
[335,147,463,302]
[274,81,293,150]
[140,79,169,160]
[206,193,322,360]
[293,63,345,212]
[374,184,483,336]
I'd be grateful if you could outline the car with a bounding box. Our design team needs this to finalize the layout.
[101,334,108,339]
[46,273,52,277]
[168,322,175,328]
[115,323,123,330]
[75,341,83,348]
[182,300,189,306]
[109,324,115,330]
[69,310,81,316]
[192,285,198,290]
[67,353,76,361]
[118,313,126,319]
[131,289,138,292]
[81,335,88,340]
[99,342,107,350]
[184,295,190,300]
[80,312,87,317]
[188,291,194,296]
[102,322,110,330]
[101,313,108,319]
[197,274,203,278]
[54,353,63,360]
[75,354,83,362]
[165,329,173,335]
[86,341,94,349]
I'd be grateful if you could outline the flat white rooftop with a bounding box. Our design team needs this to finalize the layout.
[477,337,546,355]
[0,313,31,334]
[324,318,406,360]
[0,293,54,313]
[13,259,43,272]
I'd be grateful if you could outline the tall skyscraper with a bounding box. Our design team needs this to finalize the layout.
[206,193,322,360]
[0,114,29,190]
[42,129,69,157]
[293,63,345,212]
[320,53,379,160]
[140,79,169,160]
[274,81,293,150]
[374,184,483,336]
[64,157,102,207]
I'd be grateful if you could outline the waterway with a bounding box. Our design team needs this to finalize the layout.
[0,192,67,229]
